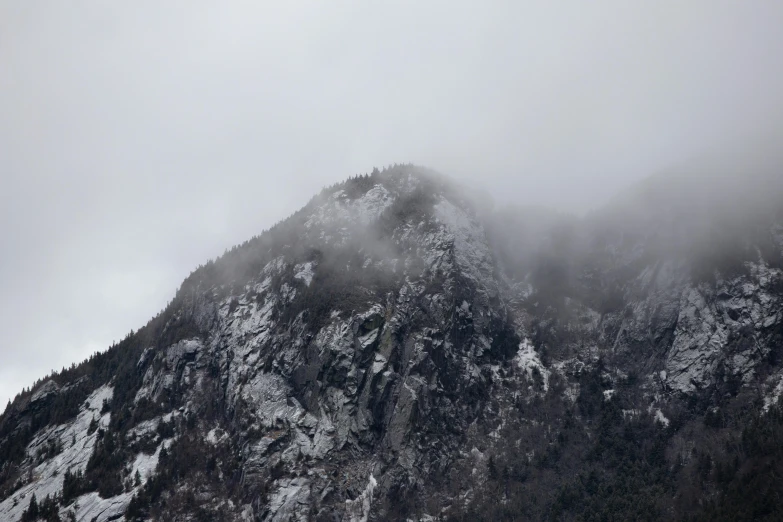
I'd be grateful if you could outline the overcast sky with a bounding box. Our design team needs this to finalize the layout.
[1,1,782,409]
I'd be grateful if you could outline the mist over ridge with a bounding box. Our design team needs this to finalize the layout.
[2,2,783,519]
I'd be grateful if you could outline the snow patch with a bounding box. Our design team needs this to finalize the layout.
[370,354,387,375]
[764,376,783,412]
[358,328,380,349]
[345,474,377,522]
[513,339,550,392]
[294,261,316,286]
[206,427,228,445]
[131,443,164,485]
[653,409,670,428]
[64,491,134,522]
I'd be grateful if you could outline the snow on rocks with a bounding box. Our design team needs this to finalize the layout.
[345,474,377,522]
[304,184,394,233]
[264,478,311,522]
[294,261,316,286]
[358,328,381,351]
[665,287,728,393]
[63,491,134,522]
[354,185,394,223]
[30,380,60,404]
[242,372,303,428]
[58,438,167,520]
[764,375,783,412]
[222,289,279,407]
[0,384,167,522]
[126,417,161,441]
[314,318,354,360]
[281,282,297,303]
[664,262,781,394]
[206,427,228,445]
[513,339,550,392]
[0,385,113,522]
[653,409,670,428]
[134,339,204,404]
[433,198,496,293]
[131,442,164,485]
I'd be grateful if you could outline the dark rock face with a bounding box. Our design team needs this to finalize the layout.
[1,164,783,521]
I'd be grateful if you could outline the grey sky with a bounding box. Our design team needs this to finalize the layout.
[2,1,782,409]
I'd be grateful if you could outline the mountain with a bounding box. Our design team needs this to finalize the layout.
[1,163,782,521]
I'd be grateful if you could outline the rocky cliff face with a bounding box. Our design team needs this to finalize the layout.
[1,164,783,521]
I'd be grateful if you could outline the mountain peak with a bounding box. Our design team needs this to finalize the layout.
[1,163,783,521]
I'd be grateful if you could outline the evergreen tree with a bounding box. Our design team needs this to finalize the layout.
[21,492,38,522]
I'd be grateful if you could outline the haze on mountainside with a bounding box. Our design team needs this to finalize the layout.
[2,2,783,410]
[4,135,783,412]
[2,2,783,519]
[1,159,782,520]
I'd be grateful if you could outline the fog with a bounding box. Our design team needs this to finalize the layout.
[2,2,783,409]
